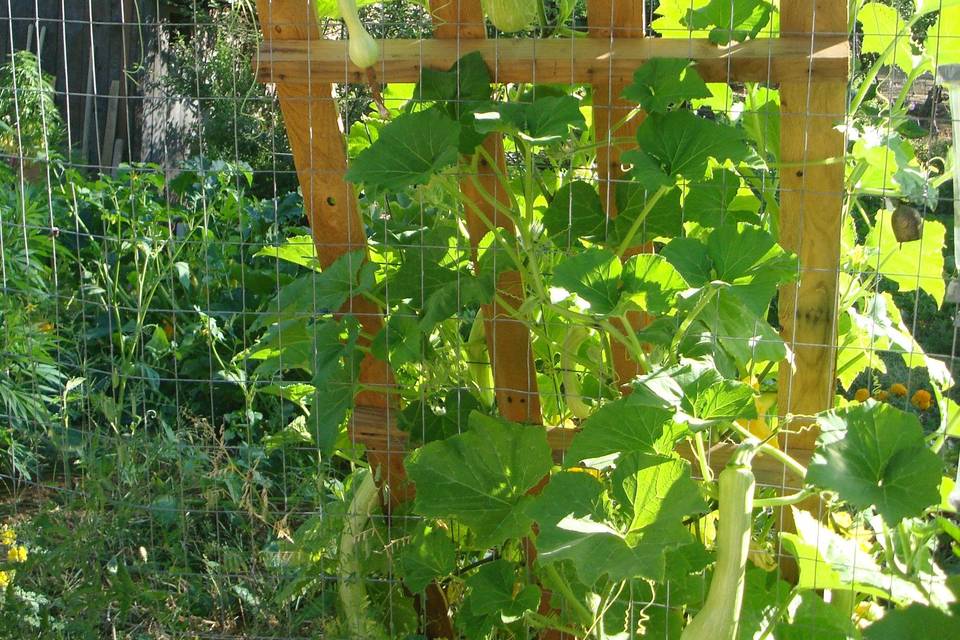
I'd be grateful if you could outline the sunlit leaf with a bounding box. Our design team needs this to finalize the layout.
[808,402,942,525]
[406,412,552,548]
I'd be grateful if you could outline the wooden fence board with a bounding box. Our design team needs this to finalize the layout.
[777,2,848,454]
[256,36,850,85]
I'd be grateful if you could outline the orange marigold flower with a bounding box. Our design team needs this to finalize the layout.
[889,383,908,397]
[854,388,870,402]
[911,389,933,411]
[874,390,890,402]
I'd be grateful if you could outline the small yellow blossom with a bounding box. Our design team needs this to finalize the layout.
[911,389,933,411]
[0,525,15,546]
[854,388,870,402]
[0,570,10,588]
[889,383,908,397]
[874,390,890,402]
[6,545,26,563]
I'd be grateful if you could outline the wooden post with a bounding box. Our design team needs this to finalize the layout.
[254,0,408,500]
[429,0,542,424]
[100,79,120,170]
[776,2,847,456]
[588,1,651,388]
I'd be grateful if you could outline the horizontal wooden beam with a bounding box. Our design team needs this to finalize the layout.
[351,404,809,490]
[255,36,848,86]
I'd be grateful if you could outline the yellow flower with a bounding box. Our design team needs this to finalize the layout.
[6,545,26,563]
[911,389,933,411]
[874,390,890,402]
[854,388,870,402]
[0,526,14,546]
[0,570,10,588]
[889,383,908,397]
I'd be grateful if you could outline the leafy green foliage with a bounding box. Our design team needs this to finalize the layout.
[5,6,958,635]
[627,110,749,181]
[684,0,774,44]
[528,454,706,584]
[346,107,461,195]
[458,560,541,638]
[543,180,606,243]
[621,58,712,113]
[808,402,942,525]
[397,523,457,593]
[474,95,586,144]
[405,413,552,548]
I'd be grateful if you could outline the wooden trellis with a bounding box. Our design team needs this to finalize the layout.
[253,0,848,494]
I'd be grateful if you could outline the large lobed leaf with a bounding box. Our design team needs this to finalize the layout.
[808,402,942,526]
[346,107,461,196]
[405,412,552,548]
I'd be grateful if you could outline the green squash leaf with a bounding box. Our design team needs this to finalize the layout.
[565,400,680,465]
[627,359,758,429]
[405,412,552,548]
[776,592,859,640]
[807,402,942,526]
[612,183,684,247]
[397,522,457,593]
[254,250,373,329]
[620,253,688,315]
[415,50,492,107]
[474,95,585,145]
[612,453,706,533]
[621,58,711,113]
[661,236,713,286]
[346,107,461,196]
[552,247,622,315]
[685,0,774,45]
[543,181,607,244]
[782,509,935,605]
[459,560,540,628]
[706,222,798,316]
[414,51,493,153]
[682,169,741,226]
[526,471,660,584]
[863,603,960,640]
[859,2,915,74]
[632,110,749,181]
[255,234,320,271]
[680,284,788,367]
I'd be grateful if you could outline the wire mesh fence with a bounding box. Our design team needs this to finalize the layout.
[0,1,959,638]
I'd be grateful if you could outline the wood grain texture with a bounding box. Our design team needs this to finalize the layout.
[255,0,409,500]
[588,1,651,387]
[429,0,542,424]
[776,1,847,455]
[255,36,850,85]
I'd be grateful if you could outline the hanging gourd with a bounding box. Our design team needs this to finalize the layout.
[481,0,539,33]
[336,0,379,69]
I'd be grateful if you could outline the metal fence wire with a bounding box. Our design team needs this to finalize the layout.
[0,1,959,638]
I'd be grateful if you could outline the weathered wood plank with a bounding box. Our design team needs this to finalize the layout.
[255,36,849,85]
[777,2,847,453]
